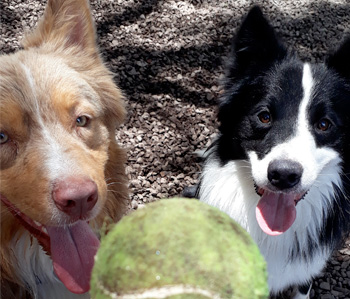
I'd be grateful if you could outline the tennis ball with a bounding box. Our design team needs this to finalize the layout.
[91,198,268,298]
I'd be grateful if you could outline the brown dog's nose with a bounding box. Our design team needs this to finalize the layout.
[52,177,98,219]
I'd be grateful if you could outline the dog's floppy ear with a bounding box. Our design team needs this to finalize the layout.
[229,6,287,77]
[23,0,98,56]
[327,37,350,79]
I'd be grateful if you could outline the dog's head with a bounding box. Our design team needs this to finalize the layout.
[0,0,127,294]
[217,7,350,236]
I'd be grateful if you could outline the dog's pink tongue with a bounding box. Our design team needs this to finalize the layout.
[46,221,100,294]
[256,192,296,236]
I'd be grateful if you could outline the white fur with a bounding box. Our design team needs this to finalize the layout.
[249,64,341,194]
[21,61,88,182]
[12,232,89,299]
[200,155,339,294]
[21,62,75,179]
[199,63,343,296]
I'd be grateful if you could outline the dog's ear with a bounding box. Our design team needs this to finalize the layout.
[23,0,98,56]
[229,6,287,77]
[327,37,350,79]
[23,0,125,127]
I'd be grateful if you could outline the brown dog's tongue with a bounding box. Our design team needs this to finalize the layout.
[256,192,297,236]
[46,221,100,294]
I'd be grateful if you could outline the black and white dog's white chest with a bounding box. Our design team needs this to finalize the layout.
[199,156,338,294]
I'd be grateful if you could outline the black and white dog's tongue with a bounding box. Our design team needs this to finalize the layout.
[256,191,297,236]
[46,221,100,294]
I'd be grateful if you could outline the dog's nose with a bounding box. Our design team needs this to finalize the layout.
[52,177,98,219]
[267,160,303,190]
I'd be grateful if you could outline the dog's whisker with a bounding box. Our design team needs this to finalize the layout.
[106,181,125,187]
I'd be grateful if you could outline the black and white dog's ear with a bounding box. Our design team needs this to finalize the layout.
[327,36,350,79]
[230,6,287,75]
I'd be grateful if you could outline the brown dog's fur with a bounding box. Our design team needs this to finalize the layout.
[0,0,128,297]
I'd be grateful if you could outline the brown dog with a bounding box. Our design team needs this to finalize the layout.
[0,0,128,297]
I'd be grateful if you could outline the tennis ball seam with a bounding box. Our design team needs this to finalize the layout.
[96,280,223,299]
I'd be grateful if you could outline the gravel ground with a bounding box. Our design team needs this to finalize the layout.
[1,0,350,298]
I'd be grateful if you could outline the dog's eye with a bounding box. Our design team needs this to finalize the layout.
[0,132,9,144]
[317,118,331,131]
[258,111,271,124]
[76,116,89,127]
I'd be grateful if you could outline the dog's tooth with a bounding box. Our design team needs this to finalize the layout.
[34,220,43,228]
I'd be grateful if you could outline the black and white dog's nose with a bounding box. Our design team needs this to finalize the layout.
[267,160,303,190]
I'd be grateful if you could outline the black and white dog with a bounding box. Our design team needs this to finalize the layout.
[192,6,350,298]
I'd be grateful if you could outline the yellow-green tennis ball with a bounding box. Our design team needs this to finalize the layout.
[91,198,268,298]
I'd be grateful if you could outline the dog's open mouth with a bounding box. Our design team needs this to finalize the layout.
[0,194,99,294]
[254,186,306,236]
